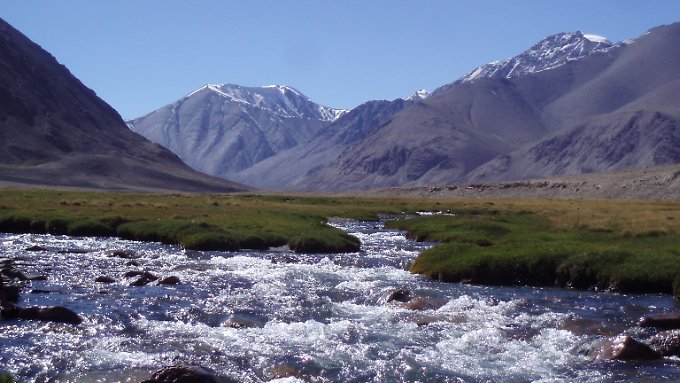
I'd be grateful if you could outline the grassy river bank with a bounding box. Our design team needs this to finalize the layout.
[1,190,680,296]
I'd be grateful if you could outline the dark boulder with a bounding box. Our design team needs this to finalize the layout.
[650,330,680,357]
[639,313,680,330]
[387,288,411,303]
[95,276,116,284]
[590,335,661,361]
[130,276,154,287]
[140,365,218,383]
[158,276,181,285]
[124,271,158,281]
[1,305,83,325]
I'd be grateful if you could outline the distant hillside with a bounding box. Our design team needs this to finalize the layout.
[0,18,245,192]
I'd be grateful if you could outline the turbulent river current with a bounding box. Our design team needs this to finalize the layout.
[1,220,679,382]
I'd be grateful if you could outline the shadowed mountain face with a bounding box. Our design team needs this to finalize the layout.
[0,18,245,192]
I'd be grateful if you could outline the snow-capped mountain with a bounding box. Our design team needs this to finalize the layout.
[461,32,613,82]
[128,84,345,180]
[405,89,430,101]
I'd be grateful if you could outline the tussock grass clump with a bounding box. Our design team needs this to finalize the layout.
[288,232,361,253]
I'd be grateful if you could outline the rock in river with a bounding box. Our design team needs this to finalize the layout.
[95,276,116,284]
[639,313,680,330]
[140,365,218,383]
[158,276,181,285]
[1,305,83,325]
[589,335,661,361]
[650,330,680,357]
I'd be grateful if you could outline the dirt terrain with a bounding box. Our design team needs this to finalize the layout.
[369,164,680,201]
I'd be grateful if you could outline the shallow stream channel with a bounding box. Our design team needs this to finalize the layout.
[1,219,679,382]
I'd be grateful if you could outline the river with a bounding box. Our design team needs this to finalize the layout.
[0,219,679,382]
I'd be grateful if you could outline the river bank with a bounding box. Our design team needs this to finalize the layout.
[2,190,680,297]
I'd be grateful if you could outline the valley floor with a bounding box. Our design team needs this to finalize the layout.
[369,164,680,201]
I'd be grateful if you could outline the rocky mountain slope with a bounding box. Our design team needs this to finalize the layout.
[299,23,680,191]
[467,23,680,182]
[236,98,412,189]
[128,83,346,180]
[0,18,245,192]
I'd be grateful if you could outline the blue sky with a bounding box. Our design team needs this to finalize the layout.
[3,1,680,119]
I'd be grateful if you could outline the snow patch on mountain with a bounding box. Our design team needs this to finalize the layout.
[461,31,613,82]
[405,89,430,101]
[183,83,347,122]
[583,34,610,44]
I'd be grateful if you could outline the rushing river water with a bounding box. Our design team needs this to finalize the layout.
[0,219,679,382]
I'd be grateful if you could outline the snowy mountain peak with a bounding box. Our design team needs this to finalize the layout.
[187,83,346,121]
[406,89,430,101]
[583,34,611,44]
[461,31,614,82]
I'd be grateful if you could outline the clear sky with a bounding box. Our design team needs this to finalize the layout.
[3,1,680,120]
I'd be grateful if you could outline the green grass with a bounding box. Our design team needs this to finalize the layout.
[0,190,445,253]
[386,209,680,296]
[3,189,680,296]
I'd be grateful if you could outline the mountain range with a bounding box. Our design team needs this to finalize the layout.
[0,18,245,192]
[2,16,680,194]
[129,23,680,191]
